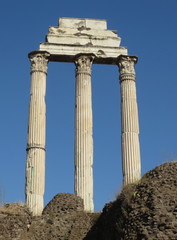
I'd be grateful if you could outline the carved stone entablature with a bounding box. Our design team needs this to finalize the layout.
[117,55,138,82]
[29,51,50,74]
[39,18,128,64]
[75,54,95,76]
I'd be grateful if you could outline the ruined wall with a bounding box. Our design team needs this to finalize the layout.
[0,203,31,240]
[86,162,177,240]
[1,162,177,240]
[0,194,99,240]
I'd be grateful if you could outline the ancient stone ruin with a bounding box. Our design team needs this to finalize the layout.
[1,162,177,239]
[25,18,141,216]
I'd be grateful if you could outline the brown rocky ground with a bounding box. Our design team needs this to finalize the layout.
[0,193,100,240]
[1,162,177,240]
[0,202,31,240]
[86,161,177,240]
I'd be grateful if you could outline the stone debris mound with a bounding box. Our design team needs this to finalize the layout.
[27,193,98,240]
[0,203,31,240]
[86,162,177,240]
[0,193,99,240]
[42,193,84,217]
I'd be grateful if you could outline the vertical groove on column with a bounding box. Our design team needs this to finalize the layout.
[74,55,94,212]
[25,51,49,216]
[118,55,141,186]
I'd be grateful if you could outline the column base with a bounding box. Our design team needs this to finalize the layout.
[26,193,44,216]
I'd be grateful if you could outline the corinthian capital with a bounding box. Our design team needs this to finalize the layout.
[117,55,138,82]
[75,54,95,74]
[28,51,50,74]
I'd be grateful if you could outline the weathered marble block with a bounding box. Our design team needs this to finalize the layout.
[39,18,127,64]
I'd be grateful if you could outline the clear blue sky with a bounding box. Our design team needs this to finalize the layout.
[0,0,177,212]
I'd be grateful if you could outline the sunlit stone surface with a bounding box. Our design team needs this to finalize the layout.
[25,18,141,215]
[117,55,141,185]
[39,17,127,64]
[26,51,50,216]
[74,54,94,212]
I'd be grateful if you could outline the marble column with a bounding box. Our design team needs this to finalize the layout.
[117,55,141,185]
[25,51,50,216]
[74,54,94,212]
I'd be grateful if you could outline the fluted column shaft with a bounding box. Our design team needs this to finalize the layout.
[25,51,50,216]
[74,54,94,212]
[117,55,141,185]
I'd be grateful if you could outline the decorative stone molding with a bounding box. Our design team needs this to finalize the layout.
[117,55,138,82]
[28,51,50,74]
[75,54,95,75]
[39,18,127,64]
[26,144,46,151]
